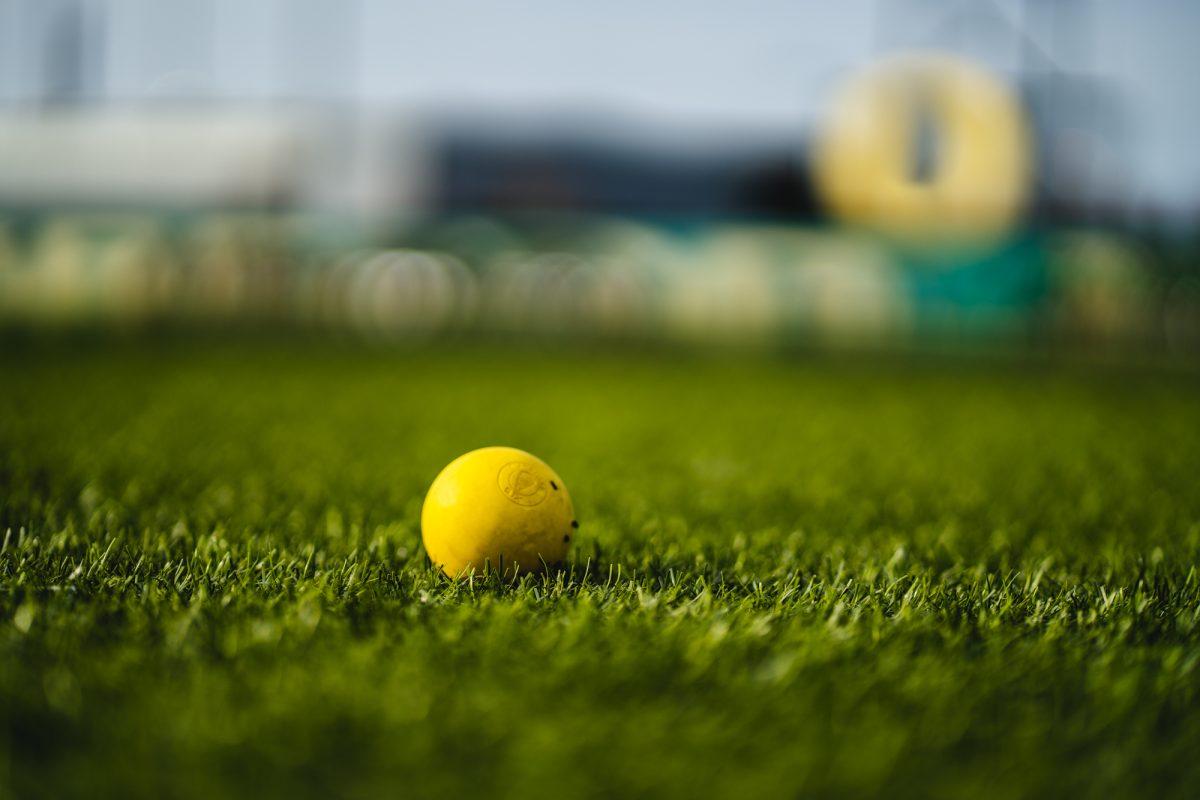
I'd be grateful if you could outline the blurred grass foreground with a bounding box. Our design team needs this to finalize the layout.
[1,341,1199,797]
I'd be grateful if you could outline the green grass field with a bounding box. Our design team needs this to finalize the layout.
[2,339,1198,798]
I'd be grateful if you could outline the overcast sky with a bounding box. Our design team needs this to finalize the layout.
[1,0,1198,214]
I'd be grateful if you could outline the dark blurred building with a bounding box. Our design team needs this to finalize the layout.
[431,128,819,220]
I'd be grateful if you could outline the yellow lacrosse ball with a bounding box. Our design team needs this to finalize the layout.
[421,446,577,576]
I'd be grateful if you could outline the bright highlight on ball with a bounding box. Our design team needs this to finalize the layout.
[421,446,577,576]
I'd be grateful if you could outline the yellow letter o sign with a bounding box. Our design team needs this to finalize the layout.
[814,53,1032,250]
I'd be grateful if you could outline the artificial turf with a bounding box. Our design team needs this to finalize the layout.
[1,338,1198,798]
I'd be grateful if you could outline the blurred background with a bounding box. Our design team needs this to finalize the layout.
[0,0,1198,354]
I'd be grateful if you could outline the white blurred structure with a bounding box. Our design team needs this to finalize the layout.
[0,108,429,219]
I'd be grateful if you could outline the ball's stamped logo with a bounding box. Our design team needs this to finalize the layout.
[497,462,548,507]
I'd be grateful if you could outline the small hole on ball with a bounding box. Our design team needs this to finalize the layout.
[563,534,570,542]
[550,481,558,490]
